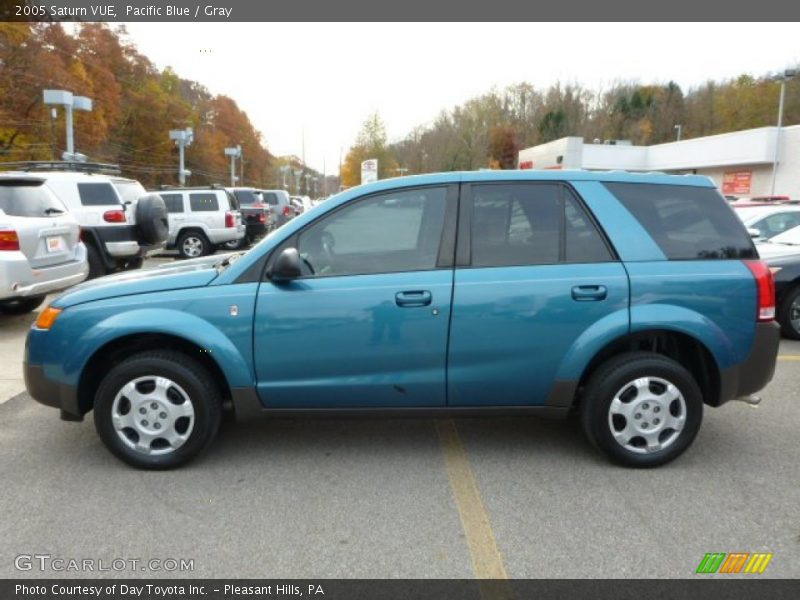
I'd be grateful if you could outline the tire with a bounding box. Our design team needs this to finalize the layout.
[177,230,210,259]
[124,257,145,271]
[0,295,46,315]
[86,244,107,279]
[135,193,169,245]
[580,352,703,468]
[93,350,222,469]
[777,285,800,340]
[222,238,246,251]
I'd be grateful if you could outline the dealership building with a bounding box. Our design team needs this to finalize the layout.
[517,124,800,199]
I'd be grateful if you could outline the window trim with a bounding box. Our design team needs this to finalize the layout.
[261,184,458,281]
[457,181,619,269]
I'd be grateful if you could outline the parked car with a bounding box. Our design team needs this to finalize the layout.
[764,254,800,339]
[25,171,779,469]
[224,187,271,250]
[4,165,168,278]
[259,189,294,227]
[755,224,800,259]
[0,174,88,314]
[158,187,245,258]
[733,204,800,241]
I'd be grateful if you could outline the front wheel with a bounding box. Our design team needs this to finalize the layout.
[93,351,222,469]
[580,352,703,468]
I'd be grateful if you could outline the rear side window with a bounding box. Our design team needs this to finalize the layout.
[606,183,757,260]
[112,180,146,204]
[470,183,613,267]
[78,182,120,206]
[161,194,184,213]
[189,193,219,212]
[262,193,278,206]
[0,180,66,217]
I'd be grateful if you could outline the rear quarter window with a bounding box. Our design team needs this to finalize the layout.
[77,182,121,206]
[605,182,757,260]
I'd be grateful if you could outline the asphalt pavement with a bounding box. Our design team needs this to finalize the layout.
[0,260,798,579]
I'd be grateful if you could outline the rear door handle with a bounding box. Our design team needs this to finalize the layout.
[395,290,432,307]
[571,285,607,301]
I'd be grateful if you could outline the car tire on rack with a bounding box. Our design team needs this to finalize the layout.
[777,286,800,340]
[0,295,46,315]
[177,230,210,259]
[580,351,703,468]
[135,193,169,246]
[93,350,222,469]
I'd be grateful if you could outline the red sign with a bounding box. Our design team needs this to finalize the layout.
[519,160,534,170]
[722,171,752,195]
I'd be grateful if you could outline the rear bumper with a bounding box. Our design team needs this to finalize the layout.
[717,321,781,406]
[24,362,82,419]
[207,226,246,244]
[0,248,88,301]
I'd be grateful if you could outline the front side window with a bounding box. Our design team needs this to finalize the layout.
[296,187,447,277]
[470,183,612,267]
[189,193,219,212]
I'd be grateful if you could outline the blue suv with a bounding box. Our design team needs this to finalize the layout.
[24,171,780,469]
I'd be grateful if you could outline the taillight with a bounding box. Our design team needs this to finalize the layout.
[282,205,292,217]
[225,212,235,228]
[103,210,126,223]
[744,260,775,321]
[0,230,20,251]
[258,213,266,223]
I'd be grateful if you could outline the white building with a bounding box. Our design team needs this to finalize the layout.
[517,125,800,199]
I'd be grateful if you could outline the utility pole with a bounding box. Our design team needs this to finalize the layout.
[225,145,242,187]
[771,69,797,195]
[674,124,683,141]
[170,128,194,186]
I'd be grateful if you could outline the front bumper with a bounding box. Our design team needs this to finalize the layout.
[717,321,781,406]
[23,362,82,420]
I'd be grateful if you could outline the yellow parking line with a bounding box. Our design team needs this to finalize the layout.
[777,355,800,361]
[436,420,514,599]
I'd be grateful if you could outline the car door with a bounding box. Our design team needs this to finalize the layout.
[253,185,457,408]
[447,182,629,407]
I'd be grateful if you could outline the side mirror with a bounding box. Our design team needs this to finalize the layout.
[269,247,302,281]
[747,228,761,239]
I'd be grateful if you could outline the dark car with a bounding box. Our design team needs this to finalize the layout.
[765,254,800,339]
[225,187,271,249]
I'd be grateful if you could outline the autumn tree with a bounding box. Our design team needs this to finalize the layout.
[341,113,397,186]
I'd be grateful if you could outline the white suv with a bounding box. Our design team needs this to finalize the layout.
[0,174,88,313]
[10,166,168,278]
[158,187,245,258]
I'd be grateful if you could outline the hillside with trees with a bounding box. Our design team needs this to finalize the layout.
[0,22,276,188]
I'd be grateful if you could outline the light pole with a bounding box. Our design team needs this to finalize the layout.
[169,128,193,186]
[279,165,290,189]
[293,169,303,194]
[674,124,683,141]
[224,145,242,187]
[770,68,797,196]
[43,89,92,161]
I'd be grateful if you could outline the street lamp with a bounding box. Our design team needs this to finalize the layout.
[43,89,93,161]
[224,145,242,187]
[771,68,797,195]
[279,165,290,189]
[169,128,193,186]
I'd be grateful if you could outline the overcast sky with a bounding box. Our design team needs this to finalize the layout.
[121,22,800,173]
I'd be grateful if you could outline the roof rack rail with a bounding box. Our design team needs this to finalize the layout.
[0,161,122,175]
[158,183,224,190]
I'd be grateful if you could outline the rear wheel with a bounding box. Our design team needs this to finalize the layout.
[580,352,703,467]
[0,295,46,315]
[94,351,222,469]
[777,286,800,340]
[86,244,107,279]
[177,231,210,259]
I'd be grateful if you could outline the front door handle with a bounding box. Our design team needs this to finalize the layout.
[571,285,607,301]
[395,290,432,307]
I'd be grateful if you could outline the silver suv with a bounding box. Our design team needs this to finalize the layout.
[259,189,294,227]
[0,175,88,314]
[158,187,245,258]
